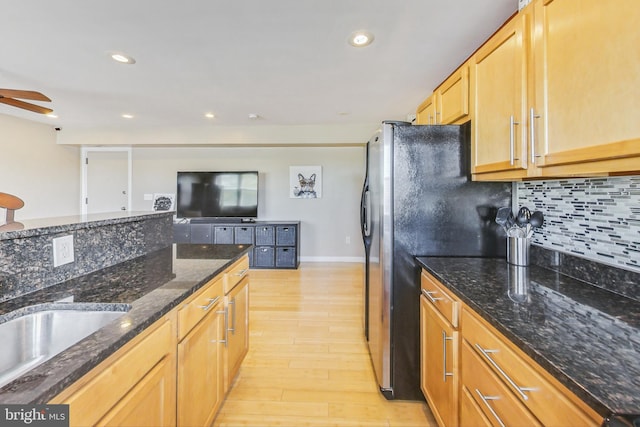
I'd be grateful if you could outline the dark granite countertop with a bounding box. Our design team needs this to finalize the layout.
[0,243,250,404]
[415,256,640,417]
[0,211,174,241]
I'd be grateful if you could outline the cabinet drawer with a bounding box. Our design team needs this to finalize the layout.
[234,226,254,244]
[275,247,296,268]
[173,223,191,243]
[255,225,275,245]
[214,226,234,244]
[461,339,542,427]
[462,308,601,426]
[224,255,250,294]
[275,225,296,246]
[190,224,213,244]
[254,246,275,268]
[178,277,224,340]
[421,270,459,327]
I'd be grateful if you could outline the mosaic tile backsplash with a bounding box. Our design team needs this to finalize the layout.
[517,176,640,273]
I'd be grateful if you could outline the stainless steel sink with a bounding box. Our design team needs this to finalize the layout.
[0,307,128,388]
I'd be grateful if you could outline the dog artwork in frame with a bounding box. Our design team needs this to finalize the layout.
[290,166,322,199]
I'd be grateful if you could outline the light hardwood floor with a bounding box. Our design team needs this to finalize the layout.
[213,262,436,427]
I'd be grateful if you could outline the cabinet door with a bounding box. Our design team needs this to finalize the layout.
[173,223,191,243]
[472,12,529,175]
[177,302,225,427]
[190,224,213,244]
[96,356,176,427]
[226,276,249,391]
[531,0,640,174]
[416,94,436,125]
[437,64,469,125]
[420,296,458,427]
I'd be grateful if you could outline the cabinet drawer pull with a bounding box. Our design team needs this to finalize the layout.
[442,331,454,383]
[421,289,443,303]
[234,268,248,277]
[197,296,220,311]
[509,115,520,166]
[474,343,535,401]
[475,389,506,427]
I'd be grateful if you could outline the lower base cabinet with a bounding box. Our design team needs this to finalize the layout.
[50,255,251,427]
[49,314,177,427]
[419,268,603,427]
[177,299,225,426]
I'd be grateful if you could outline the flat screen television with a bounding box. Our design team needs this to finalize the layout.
[176,171,258,219]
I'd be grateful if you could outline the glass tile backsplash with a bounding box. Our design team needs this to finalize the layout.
[517,176,640,273]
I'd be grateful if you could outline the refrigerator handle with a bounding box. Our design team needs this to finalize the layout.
[361,188,371,238]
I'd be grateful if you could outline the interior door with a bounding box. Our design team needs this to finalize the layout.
[85,150,129,214]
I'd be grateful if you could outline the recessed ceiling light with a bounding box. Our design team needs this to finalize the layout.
[348,31,374,47]
[46,113,58,118]
[205,113,215,119]
[248,113,259,120]
[110,53,136,64]
[122,114,134,119]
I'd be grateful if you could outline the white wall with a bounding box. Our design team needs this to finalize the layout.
[0,114,80,221]
[131,146,366,261]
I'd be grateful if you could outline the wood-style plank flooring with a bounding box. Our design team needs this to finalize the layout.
[214,262,436,426]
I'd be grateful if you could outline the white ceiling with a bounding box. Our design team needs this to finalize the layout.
[1,1,515,141]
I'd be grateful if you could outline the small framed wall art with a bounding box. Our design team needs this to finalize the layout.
[289,166,322,199]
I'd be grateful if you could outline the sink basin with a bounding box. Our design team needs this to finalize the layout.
[0,308,128,388]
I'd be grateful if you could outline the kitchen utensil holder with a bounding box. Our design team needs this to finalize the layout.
[507,237,530,266]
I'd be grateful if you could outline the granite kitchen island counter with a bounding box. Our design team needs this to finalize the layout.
[416,256,640,418]
[0,243,250,404]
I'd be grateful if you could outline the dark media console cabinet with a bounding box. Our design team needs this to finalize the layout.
[173,220,300,269]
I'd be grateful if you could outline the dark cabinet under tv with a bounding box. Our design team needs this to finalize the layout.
[173,220,300,269]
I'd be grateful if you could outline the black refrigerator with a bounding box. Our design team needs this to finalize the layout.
[360,121,511,401]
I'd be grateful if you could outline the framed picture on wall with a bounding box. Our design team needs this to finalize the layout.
[290,165,322,199]
[152,193,176,211]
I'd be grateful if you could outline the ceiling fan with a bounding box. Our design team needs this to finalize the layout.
[0,88,53,114]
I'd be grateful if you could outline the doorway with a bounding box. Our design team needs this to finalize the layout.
[81,148,132,215]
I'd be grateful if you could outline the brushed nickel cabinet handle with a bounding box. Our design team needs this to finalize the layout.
[198,296,220,311]
[228,298,236,334]
[421,289,443,303]
[510,115,520,166]
[442,331,454,382]
[474,343,536,401]
[530,108,541,164]
[475,389,506,427]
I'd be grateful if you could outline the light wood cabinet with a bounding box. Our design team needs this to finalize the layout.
[177,294,225,427]
[462,308,601,426]
[416,64,470,126]
[530,0,640,176]
[49,313,177,427]
[471,0,640,180]
[470,9,530,179]
[50,253,251,427]
[420,271,460,427]
[225,275,249,391]
[419,268,603,427]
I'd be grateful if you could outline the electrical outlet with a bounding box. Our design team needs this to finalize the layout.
[346,236,351,244]
[53,235,74,267]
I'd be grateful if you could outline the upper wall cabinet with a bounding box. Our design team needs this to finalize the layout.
[471,0,640,180]
[471,11,529,178]
[416,64,470,125]
[530,0,640,176]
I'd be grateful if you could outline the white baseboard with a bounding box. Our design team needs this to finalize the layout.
[299,256,365,263]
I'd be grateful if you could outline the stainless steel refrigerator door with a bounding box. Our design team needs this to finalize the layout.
[366,124,393,393]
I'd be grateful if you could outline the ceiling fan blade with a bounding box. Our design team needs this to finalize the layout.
[0,97,53,114]
[0,89,51,102]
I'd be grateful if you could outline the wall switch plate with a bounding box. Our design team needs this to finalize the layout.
[143,193,153,201]
[53,235,75,267]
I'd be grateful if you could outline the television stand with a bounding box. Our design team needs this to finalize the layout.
[173,220,300,269]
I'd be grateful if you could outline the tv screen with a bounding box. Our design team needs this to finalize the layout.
[176,171,258,219]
